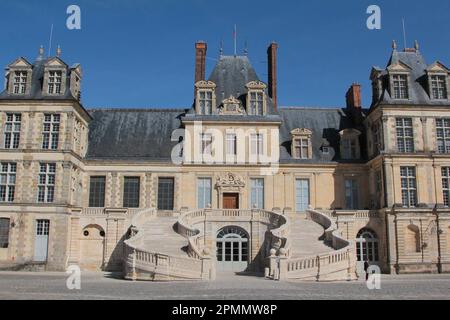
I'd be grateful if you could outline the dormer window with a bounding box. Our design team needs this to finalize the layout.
[430,75,447,100]
[246,81,267,115]
[13,71,27,94]
[48,70,62,94]
[249,92,264,115]
[339,129,361,160]
[199,90,213,114]
[195,81,216,115]
[392,74,409,99]
[290,128,312,159]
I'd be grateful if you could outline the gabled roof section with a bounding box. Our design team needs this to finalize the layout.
[8,57,32,68]
[371,46,450,108]
[426,61,450,73]
[0,55,80,101]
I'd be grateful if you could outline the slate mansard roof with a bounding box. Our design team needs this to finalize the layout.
[371,48,450,108]
[0,54,80,101]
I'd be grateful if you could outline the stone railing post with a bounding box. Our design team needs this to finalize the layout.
[268,248,277,279]
[131,249,137,281]
[277,248,288,281]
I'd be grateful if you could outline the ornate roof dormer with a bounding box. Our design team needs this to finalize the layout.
[217,95,246,115]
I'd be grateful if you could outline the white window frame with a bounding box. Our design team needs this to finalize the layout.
[200,133,212,156]
[42,114,60,150]
[392,74,409,99]
[430,75,448,100]
[250,133,263,157]
[396,118,414,153]
[197,178,212,209]
[3,113,21,149]
[13,71,27,94]
[249,91,264,115]
[198,90,213,115]
[442,167,450,207]
[47,70,63,95]
[226,133,237,156]
[38,163,56,203]
[436,118,450,154]
[250,178,264,209]
[400,166,417,208]
[0,162,16,202]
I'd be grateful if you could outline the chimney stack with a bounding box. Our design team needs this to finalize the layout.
[346,83,362,109]
[195,41,207,84]
[267,42,278,110]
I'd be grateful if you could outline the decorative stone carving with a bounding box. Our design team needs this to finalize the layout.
[218,95,246,115]
[290,128,312,136]
[216,172,245,188]
[245,80,267,90]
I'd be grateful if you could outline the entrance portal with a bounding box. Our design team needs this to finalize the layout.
[216,226,248,272]
[223,193,239,209]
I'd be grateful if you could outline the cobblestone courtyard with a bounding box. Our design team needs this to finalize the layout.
[0,271,449,300]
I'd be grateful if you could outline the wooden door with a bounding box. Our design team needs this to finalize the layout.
[223,193,239,209]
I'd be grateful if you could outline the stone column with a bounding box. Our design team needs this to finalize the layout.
[381,116,390,153]
[104,209,127,271]
[67,214,81,265]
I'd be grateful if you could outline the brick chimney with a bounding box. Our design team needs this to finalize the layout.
[195,41,207,85]
[267,42,278,110]
[346,83,362,109]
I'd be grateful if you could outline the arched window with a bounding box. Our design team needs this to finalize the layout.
[356,228,379,262]
[405,224,421,253]
[216,226,249,272]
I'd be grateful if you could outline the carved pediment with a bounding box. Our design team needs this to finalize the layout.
[195,80,216,88]
[218,95,246,115]
[45,57,67,68]
[290,128,312,136]
[216,172,245,188]
[8,57,32,68]
[387,61,412,72]
[426,61,450,74]
[246,80,267,90]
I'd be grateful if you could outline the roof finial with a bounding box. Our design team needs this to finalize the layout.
[219,40,223,57]
[56,45,61,57]
[37,45,45,61]
[244,40,248,56]
[414,40,419,51]
[392,40,397,51]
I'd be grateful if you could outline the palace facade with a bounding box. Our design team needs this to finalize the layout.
[0,40,449,280]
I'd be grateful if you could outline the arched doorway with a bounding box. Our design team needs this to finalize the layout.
[356,228,380,276]
[80,224,105,270]
[216,226,249,272]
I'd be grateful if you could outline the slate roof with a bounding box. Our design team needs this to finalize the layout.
[0,54,79,101]
[371,49,450,109]
[278,107,361,163]
[185,55,279,120]
[85,109,186,160]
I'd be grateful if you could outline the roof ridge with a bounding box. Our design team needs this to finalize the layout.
[87,107,187,112]
[280,106,344,110]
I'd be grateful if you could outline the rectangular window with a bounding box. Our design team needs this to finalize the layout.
[199,90,212,114]
[442,167,450,207]
[375,171,382,208]
[431,75,448,100]
[400,167,417,208]
[295,179,310,212]
[48,70,62,94]
[294,138,309,159]
[436,119,450,154]
[249,92,264,115]
[392,74,409,99]
[3,113,21,149]
[123,177,140,208]
[89,176,105,207]
[200,133,212,156]
[372,122,382,154]
[226,133,237,156]
[0,163,16,202]
[13,71,27,94]
[250,134,263,156]
[345,179,359,209]
[42,114,60,150]
[0,218,10,248]
[250,178,264,209]
[342,139,357,159]
[38,163,56,203]
[197,178,212,209]
[396,118,414,153]
[158,177,174,210]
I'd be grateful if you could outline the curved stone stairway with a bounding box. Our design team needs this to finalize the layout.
[142,217,188,257]
[288,214,332,258]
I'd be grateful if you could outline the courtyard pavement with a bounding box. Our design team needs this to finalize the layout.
[0,271,449,300]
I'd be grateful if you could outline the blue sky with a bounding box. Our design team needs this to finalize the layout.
[1,0,449,109]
